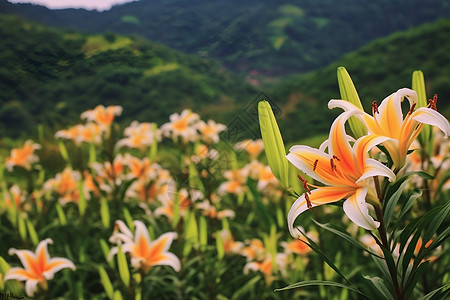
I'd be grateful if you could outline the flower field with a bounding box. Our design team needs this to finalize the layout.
[0,69,449,299]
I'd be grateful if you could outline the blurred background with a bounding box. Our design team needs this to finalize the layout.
[1,0,450,142]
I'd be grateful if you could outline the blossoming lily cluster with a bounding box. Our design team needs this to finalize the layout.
[259,67,450,298]
[260,68,450,238]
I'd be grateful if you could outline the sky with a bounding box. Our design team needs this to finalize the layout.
[8,0,138,11]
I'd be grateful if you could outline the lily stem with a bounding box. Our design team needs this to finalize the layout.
[374,203,403,300]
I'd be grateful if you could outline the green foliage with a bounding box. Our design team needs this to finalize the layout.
[0,13,256,138]
[2,0,450,75]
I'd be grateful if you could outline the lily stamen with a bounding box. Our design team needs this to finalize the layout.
[332,155,340,161]
[298,174,311,194]
[304,192,312,211]
[313,159,318,171]
[408,103,416,116]
[372,101,379,114]
[428,94,438,111]
[330,158,337,172]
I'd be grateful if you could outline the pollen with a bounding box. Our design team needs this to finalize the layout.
[372,101,379,114]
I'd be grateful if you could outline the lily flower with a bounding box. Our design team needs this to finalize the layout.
[160,109,200,143]
[109,220,181,272]
[55,123,102,145]
[117,121,160,149]
[235,139,265,159]
[5,140,41,171]
[4,238,76,297]
[286,112,395,238]
[80,105,122,128]
[329,88,450,169]
[196,119,226,144]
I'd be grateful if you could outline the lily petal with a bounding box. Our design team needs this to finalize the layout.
[357,158,396,184]
[413,108,450,138]
[343,188,380,230]
[25,279,40,297]
[288,187,354,238]
[287,146,335,186]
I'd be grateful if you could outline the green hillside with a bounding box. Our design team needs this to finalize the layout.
[0,14,256,138]
[2,0,450,75]
[270,19,450,142]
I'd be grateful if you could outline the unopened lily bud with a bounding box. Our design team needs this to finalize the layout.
[412,70,432,150]
[337,66,367,138]
[258,100,301,195]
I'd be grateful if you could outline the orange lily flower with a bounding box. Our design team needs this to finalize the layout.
[80,105,122,128]
[235,139,265,159]
[4,238,76,297]
[55,123,102,145]
[196,119,226,144]
[160,109,200,143]
[109,220,181,272]
[117,121,160,149]
[5,140,41,171]
[43,167,81,205]
[329,88,450,169]
[286,112,396,237]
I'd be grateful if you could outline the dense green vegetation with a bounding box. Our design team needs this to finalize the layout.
[270,19,450,142]
[0,14,256,138]
[2,0,450,74]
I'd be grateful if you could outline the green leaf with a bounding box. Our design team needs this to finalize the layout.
[419,282,450,300]
[312,220,383,258]
[423,201,450,243]
[275,280,365,297]
[404,261,430,300]
[362,275,393,300]
[247,179,275,231]
[384,178,411,227]
[296,227,359,291]
[231,275,261,300]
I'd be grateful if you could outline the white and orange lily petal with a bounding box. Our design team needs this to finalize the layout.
[4,238,76,297]
[5,140,41,171]
[329,88,450,169]
[286,112,396,238]
[109,220,181,273]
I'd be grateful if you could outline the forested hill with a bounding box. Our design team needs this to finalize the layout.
[0,14,256,138]
[1,0,450,75]
[270,19,450,142]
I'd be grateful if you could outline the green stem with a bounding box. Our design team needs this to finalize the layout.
[374,202,403,300]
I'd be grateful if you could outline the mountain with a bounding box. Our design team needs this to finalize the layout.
[270,19,450,142]
[0,14,256,138]
[1,0,450,75]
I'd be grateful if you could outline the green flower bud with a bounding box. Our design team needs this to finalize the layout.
[412,70,432,151]
[337,66,367,138]
[258,101,302,196]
